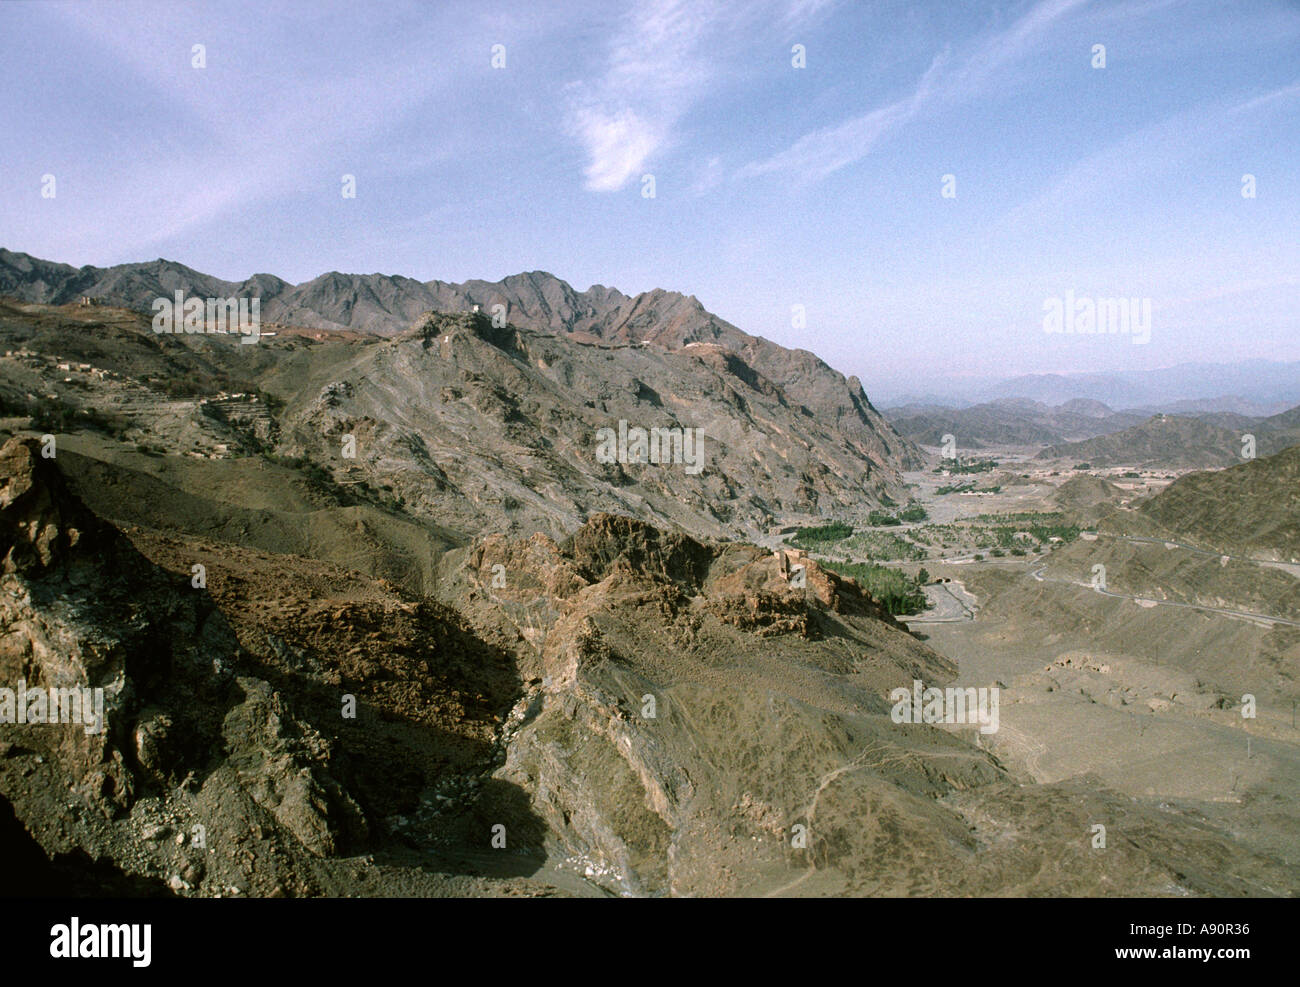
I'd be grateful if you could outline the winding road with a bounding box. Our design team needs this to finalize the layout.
[1028,529,1300,628]
[905,579,979,624]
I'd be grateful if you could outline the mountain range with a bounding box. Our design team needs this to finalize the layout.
[0,248,916,491]
[0,294,917,547]
[887,394,1300,463]
[879,362,1300,413]
[1036,408,1300,468]
[885,397,1148,449]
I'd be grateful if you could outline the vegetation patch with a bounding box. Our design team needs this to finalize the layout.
[785,521,854,549]
[820,560,927,615]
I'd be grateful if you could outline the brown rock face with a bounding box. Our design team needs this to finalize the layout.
[0,253,922,542]
[436,513,968,895]
[0,436,377,884]
[0,437,105,574]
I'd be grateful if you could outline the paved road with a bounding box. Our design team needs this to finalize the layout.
[1028,564,1300,628]
[901,532,1300,629]
[1088,530,1300,567]
[905,580,978,624]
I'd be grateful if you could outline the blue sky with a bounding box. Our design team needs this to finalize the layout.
[2,0,1297,397]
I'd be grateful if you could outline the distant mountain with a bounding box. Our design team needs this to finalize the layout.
[1037,415,1249,468]
[1129,395,1294,418]
[1255,404,1300,452]
[1139,445,1300,559]
[0,249,916,474]
[0,296,917,543]
[1036,414,1242,468]
[1057,398,1116,419]
[1037,403,1300,468]
[1051,474,1126,512]
[990,372,1150,409]
[1262,404,1300,431]
[986,365,1300,410]
[884,383,1300,458]
[885,397,1144,449]
[878,362,1300,412]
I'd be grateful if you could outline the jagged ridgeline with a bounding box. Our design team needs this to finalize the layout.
[0,251,921,542]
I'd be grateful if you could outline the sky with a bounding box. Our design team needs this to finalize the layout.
[2,0,1298,400]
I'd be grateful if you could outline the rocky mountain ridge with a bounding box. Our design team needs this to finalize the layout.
[0,250,914,480]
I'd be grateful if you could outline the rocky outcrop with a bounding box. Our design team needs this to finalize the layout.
[275,311,913,542]
[0,437,373,886]
[439,514,969,895]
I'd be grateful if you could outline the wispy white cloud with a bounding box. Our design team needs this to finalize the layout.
[29,0,484,257]
[779,0,839,29]
[567,104,673,193]
[690,155,725,195]
[1000,80,1300,228]
[566,0,836,191]
[738,53,949,181]
[564,0,721,191]
[739,0,1086,182]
